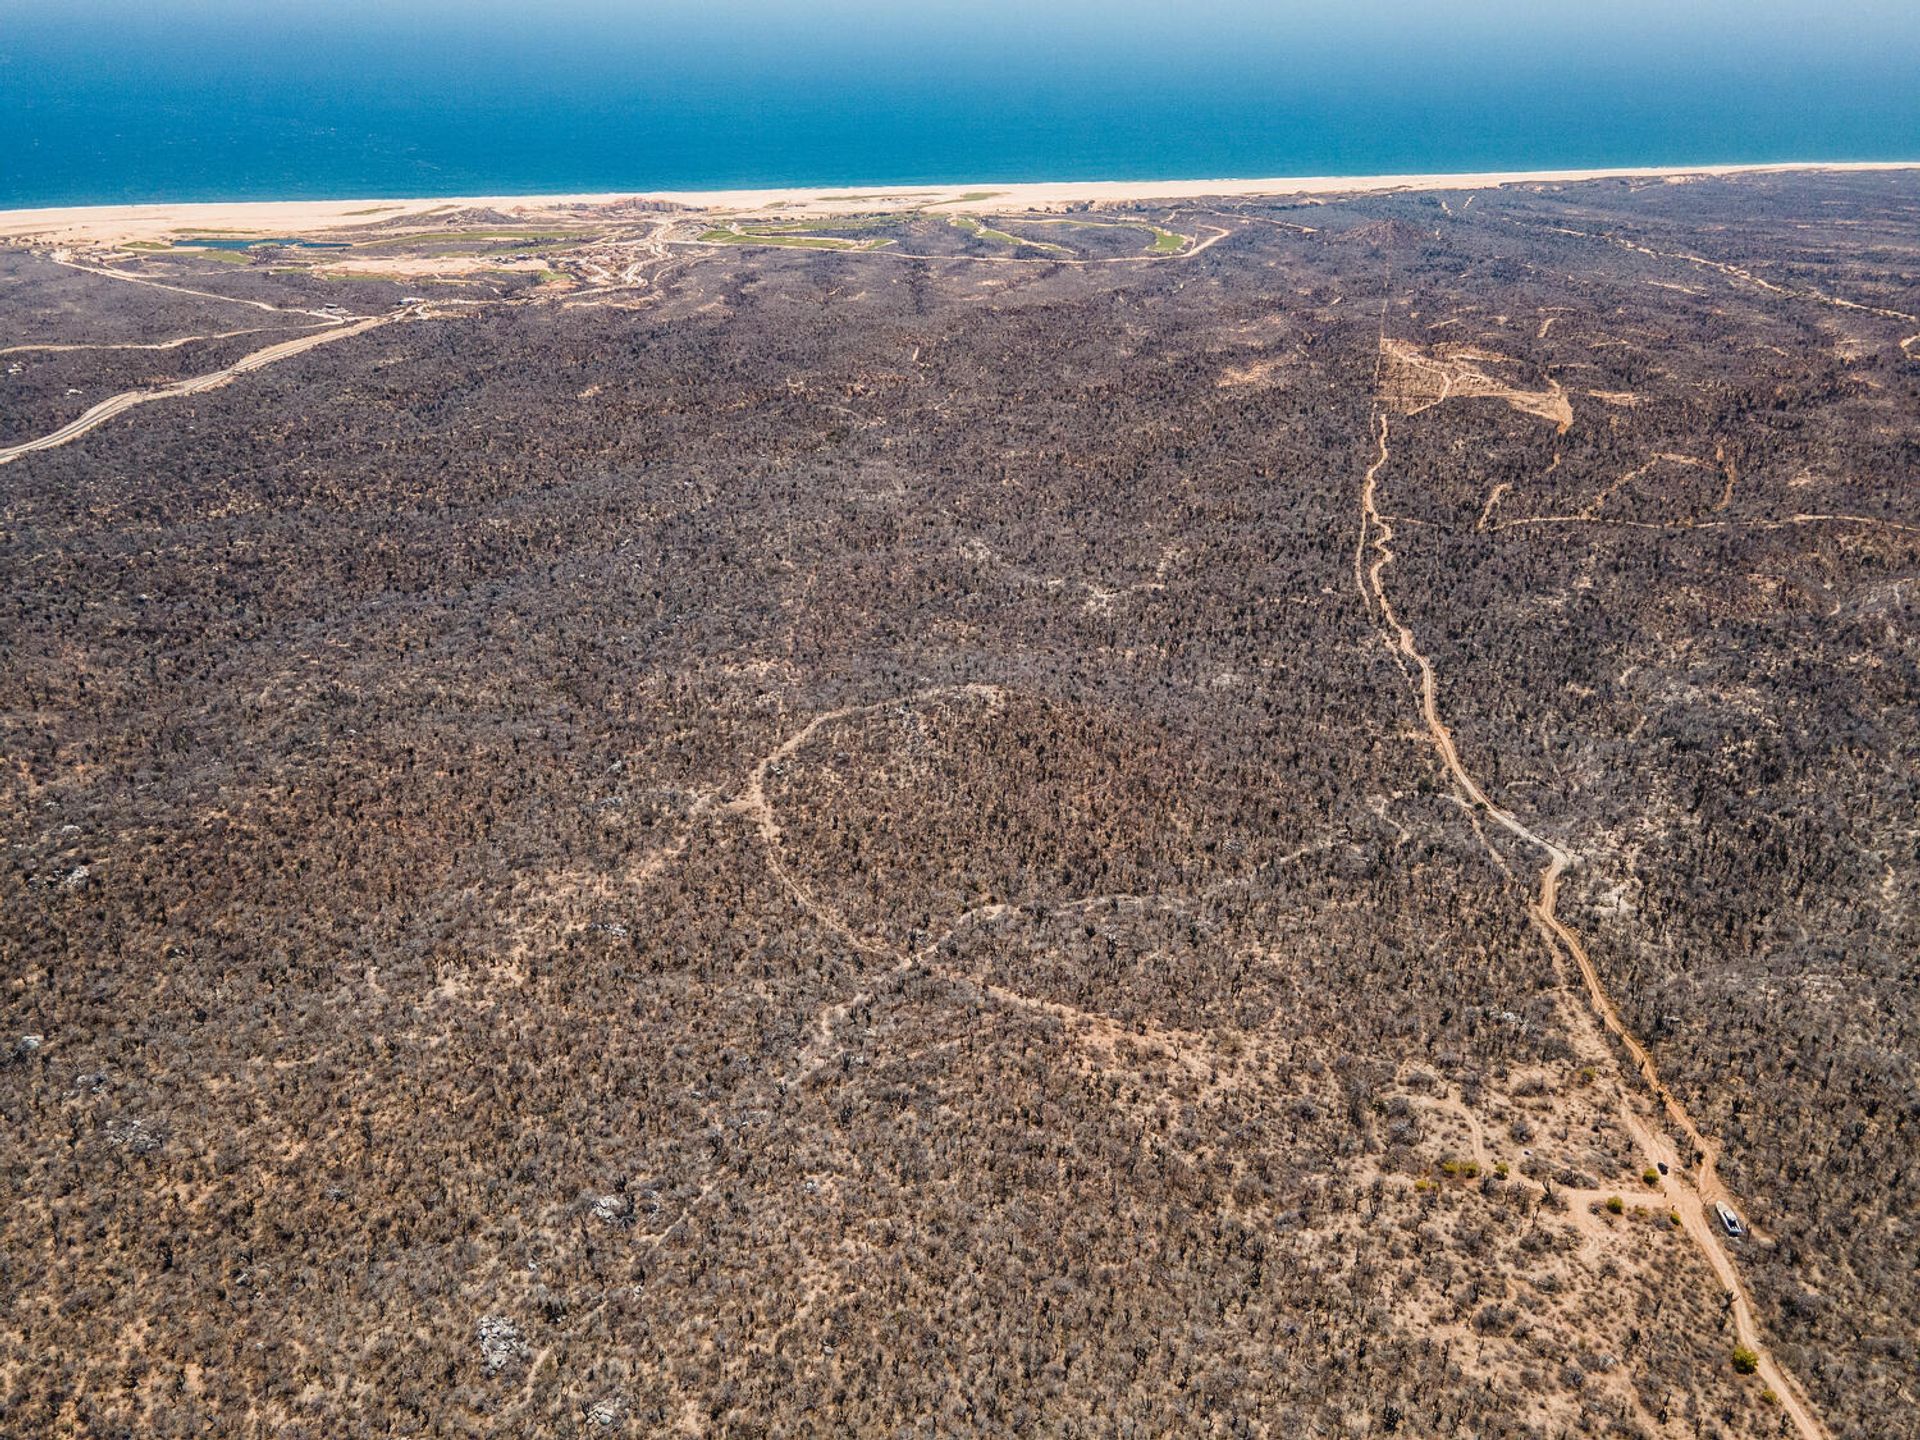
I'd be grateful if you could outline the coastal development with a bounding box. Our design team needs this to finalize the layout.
[2,165,1917,1438]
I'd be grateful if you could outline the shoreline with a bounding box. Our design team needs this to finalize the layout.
[4,160,1918,243]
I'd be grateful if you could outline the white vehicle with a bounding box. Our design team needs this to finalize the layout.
[1713,1202,1745,1239]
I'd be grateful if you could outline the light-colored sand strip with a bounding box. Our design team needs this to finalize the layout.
[5,161,1918,242]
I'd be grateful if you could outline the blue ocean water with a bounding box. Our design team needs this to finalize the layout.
[3,2,1918,207]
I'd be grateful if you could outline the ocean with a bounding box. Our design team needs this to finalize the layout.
[4,2,1918,208]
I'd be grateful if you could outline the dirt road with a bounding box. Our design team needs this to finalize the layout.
[0,313,403,467]
[1521,221,1919,327]
[49,253,354,320]
[0,323,314,357]
[1355,403,1831,1440]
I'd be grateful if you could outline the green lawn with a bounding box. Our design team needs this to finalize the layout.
[698,228,891,251]
[949,216,1071,256]
[732,214,907,235]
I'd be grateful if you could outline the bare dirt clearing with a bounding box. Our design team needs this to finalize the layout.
[1379,338,1573,431]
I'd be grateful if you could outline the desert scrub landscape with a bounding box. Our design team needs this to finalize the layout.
[2,169,1917,1437]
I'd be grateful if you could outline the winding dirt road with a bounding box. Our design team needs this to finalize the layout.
[0,323,314,357]
[49,253,353,319]
[0,313,406,467]
[1355,405,1831,1440]
[1522,221,1920,328]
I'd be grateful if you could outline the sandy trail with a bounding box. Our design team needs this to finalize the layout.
[1528,222,1919,327]
[1488,509,1920,538]
[49,254,353,320]
[1577,453,1709,520]
[1355,397,1831,1440]
[0,313,403,467]
[721,685,1340,1089]
[0,323,316,357]
[722,683,1009,961]
[620,683,1292,1244]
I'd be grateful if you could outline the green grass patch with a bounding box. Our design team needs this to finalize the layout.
[121,240,170,251]
[173,248,255,264]
[1028,217,1189,254]
[734,214,906,235]
[698,228,890,251]
[949,216,1071,255]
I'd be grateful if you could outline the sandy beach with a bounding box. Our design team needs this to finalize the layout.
[4,161,1917,244]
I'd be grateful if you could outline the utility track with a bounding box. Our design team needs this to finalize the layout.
[0,314,402,467]
[1355,398,1831,1440]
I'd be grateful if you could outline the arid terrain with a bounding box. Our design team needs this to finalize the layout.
[2,168,1916,1439]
